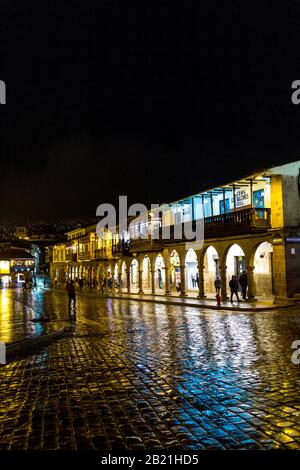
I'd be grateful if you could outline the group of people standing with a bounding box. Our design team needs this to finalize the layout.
[214,271,248,303]
[22,276,37,291]
[66,275,117,317]
[77,277,98,290]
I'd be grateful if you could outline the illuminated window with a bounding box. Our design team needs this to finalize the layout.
[0,261,10,274]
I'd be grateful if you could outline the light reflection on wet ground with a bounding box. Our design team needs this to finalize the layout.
[0,288,300,449]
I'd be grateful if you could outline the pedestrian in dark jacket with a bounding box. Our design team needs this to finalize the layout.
[239,271,248,300]
[214,276,221,294]
[229,275,240,302]
[66,280,76,311]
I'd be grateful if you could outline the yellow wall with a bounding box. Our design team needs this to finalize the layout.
[270,175,284,228]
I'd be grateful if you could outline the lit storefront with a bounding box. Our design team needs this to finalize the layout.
[0,249,35,287]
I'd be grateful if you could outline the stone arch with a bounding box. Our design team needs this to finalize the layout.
[201,245,221,295]
[120,260,128,291]
[250,241,274,297]
[185,248,198,291]
[223,243,247,284]
[169,249,181,292]
[130,257,139,291]
[153,253,165,292]
[220,242,245,265]
[140,255,151,292]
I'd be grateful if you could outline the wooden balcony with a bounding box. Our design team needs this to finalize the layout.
[203,208,271,238]
[129,237,163,253]
[125,208,271,249]
[112,241,131,256]
[77,251,91,261]
[65,253,77,262]
[94,248,114,260]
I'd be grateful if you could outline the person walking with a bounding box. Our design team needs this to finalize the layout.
[229,275,240,302]
[195,272,199,288]
[66,280,76,313]
[239,271,248,300]
[214,276,221,294]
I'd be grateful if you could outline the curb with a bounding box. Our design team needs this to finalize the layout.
[102,294,296,312]
[50,287,298,312]
[5,327,68,360]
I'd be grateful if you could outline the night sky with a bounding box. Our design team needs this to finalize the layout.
[1,1,300,222]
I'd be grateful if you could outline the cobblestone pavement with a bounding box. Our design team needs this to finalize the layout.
[0,288,300,450]
[0,289,68,343]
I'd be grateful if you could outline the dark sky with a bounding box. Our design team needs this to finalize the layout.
[1,1,300,222]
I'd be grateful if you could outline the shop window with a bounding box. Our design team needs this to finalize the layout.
[253,189,265,208]
[219,198,230,214]
[253,189,265,219]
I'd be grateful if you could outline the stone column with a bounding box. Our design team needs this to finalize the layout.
[126,268,131,294]
[247,265,256,300]
[138,268,144,294]
[118,270,122,292]
[104,264,109,293]
[272,244,288,299]
[220,264,228,300]
[151,267,156,294]
[111,265,115,293]
[179,264,187,296]
[164,266,171,295]
[197,264,206,299]
[97,265,101,289]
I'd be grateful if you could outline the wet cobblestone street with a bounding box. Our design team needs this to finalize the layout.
[0,289,300,450]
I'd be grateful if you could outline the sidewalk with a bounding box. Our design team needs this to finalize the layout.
[103,292,296,311]
[53,286,297,311]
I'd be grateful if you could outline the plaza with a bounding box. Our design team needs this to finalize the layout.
[0,288,300,450]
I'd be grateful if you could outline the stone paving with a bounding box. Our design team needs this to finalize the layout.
[0,289,69,344]
[0,288,300,450]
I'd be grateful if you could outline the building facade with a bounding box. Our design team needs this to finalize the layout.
[48,161,300,301]
[0,243,35,287]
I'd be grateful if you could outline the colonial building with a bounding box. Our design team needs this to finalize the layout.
[49,160,300,301]
[0,243,35,287]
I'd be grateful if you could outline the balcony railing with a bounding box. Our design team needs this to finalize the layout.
[203,208,271,237]
[94,248,106,259]
[56,208,272,261]
[124,208,271,249]
[112,241,131,256]
[77,251,91,261]
[129,237,163,253]
[65,252,77,262]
